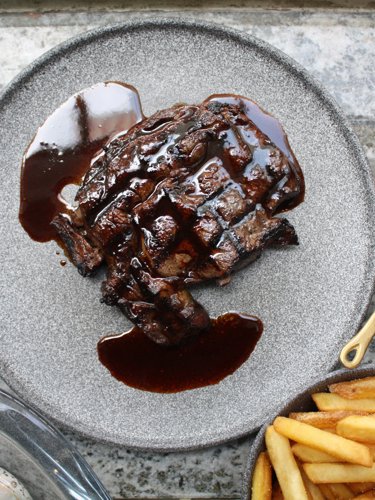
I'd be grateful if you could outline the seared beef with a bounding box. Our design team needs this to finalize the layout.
[52,95,304,345]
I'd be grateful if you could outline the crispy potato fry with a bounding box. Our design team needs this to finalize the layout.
[312,394,375,412]
[345,445,375,460]
[319,484,336,499]
[319,483,355,499]
[289,411,370,429]
[337,417,375,444]
[300,466,325,500]
[330,378,375,400]
[252,451,272,500]
[352,491,375,499]
[324,483,354,499]
[304,463,375,483]
[350,483,375,495]
[292,443,338,463]
[265,425,309,500]
[362,446,375,460]
[273,417,372,467]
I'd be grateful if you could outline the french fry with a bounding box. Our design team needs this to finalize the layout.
[330,378,375,400]
[289,411,370,429]
[273,417,372,467]
[312,394,375,412]
[319,484,336,499]
[319,483,354,499]
[265,425,309,500]
[300,466,325,500]
[326,427,339,434]
[292,443,338,463]
[363,446,375,460]
[347,445,375,460]
[350,483,375,495]
[251,451,272,500]
[352,491,375,499]
[324,483,354,499]
[304,463,375,483]
[337,417,375,444]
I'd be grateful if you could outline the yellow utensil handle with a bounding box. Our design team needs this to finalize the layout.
[340,311,375,368]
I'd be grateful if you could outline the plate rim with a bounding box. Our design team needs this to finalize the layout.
[1,17,375,451]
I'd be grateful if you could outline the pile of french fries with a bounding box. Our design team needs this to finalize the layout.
[251,376,375,500]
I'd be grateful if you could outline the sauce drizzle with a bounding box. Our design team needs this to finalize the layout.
[98,312,263,393]
[19,81,144,242]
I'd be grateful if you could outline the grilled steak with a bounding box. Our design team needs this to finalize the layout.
[52,95,305,345]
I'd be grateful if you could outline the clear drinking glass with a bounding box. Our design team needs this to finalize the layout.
[0,389,111,499]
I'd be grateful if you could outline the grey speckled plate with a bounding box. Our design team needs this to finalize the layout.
[0,19,374,451]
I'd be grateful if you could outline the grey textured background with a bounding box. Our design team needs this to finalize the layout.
[0,3,375,499]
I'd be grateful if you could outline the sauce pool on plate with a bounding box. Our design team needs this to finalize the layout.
[98,312,263,393]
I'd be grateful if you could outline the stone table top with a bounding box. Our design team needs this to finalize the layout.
[0,4,374,499]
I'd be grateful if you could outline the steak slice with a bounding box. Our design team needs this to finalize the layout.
[52,95,304,345]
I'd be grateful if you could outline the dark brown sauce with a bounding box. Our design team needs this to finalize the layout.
[98,312,263,393]
[19,81,144,242]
